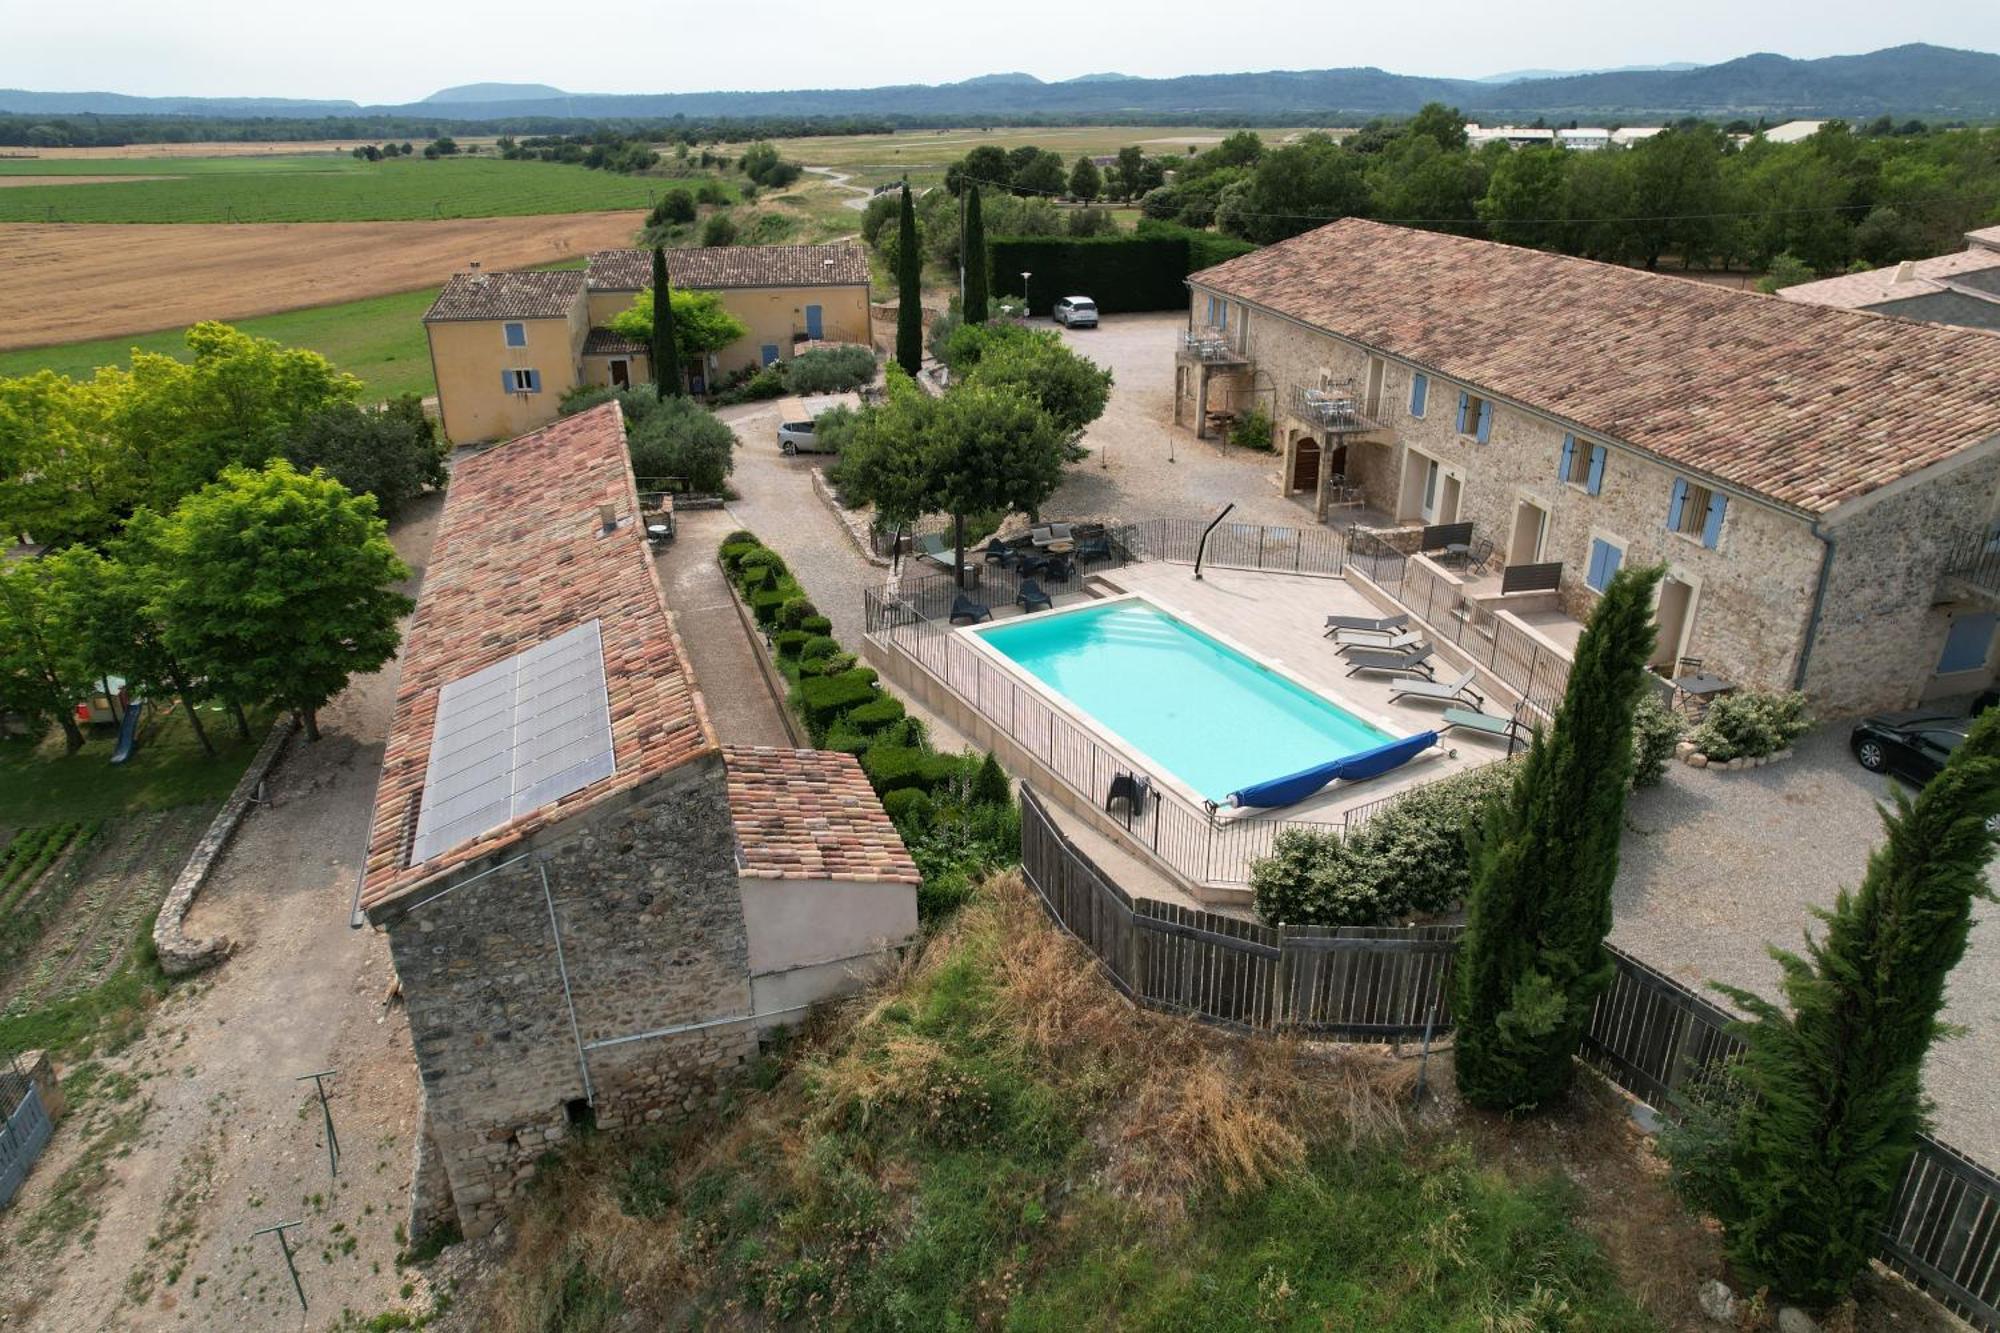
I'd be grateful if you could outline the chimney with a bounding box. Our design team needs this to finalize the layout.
[1894,260,1918,284]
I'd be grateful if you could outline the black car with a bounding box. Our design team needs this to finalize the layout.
[1850,712,1979,786]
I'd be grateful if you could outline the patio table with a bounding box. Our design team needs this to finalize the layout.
[1443,542,1473,567]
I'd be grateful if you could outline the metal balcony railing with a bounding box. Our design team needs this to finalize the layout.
[1290,383,1380,433]
[1180,327,1247,362]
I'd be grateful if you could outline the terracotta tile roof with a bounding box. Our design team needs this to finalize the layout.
[1191,218,2000,514]
[1778,249,2000,311]
[721,746,920,885]
[360,403,717,913]
[423,269,583,322]
[1966,224,2000,253]
[582,326,649,357]
[588,243,870,292]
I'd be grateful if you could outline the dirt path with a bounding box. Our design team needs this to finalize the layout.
[0,494,444,1331]
[803,166,872,213]
[0,212,643,351]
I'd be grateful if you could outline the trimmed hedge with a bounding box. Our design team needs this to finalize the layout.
[1135,218,1258,271]
[799,615,833,636]
[719,540,759,571]
[738,548,788,578]
[846,695,906,735]
[750,589,789,624]
[775,630,810,658]
[862,744,965,795]
[777,597,818,630]
[989,234,1189,313]
[882,787,934,828]
[740,564,773,593]
[800,634,839,662]
[798,669,879,730]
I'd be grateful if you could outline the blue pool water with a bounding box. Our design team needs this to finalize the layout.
[976,601,1395,803]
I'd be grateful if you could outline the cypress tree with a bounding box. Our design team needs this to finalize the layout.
[1455,562,1662,1112]
[895,185,923,376]
[651,246,681,399]
[1711,711,2000,1305]
[963,186,989,324]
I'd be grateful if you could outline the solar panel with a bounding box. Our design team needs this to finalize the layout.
[409,620,616,865]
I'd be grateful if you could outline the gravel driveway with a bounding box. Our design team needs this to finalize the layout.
[1613,722,1998,1166]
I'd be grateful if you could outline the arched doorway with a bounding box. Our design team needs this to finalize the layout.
[1291,436,1321,493]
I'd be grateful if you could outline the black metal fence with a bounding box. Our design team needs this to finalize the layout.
[1127,516,1348,577]
[1020,786,1999,1330]
[1350,533,1572,718]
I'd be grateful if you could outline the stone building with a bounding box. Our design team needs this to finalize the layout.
[1779,225,2000,336]
[423,242,872,444]
[360,403,917,1238]
[1181,218,2000,714]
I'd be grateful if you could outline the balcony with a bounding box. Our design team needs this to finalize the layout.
[1939,528,2000,607]
[1288,382,1384,435]
[1177,327,1250,365]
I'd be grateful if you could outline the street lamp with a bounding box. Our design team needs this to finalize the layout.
[1020,271,1031,318]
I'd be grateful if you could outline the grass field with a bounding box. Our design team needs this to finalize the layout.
[746,125,1309,190]
[0,707,273,828]
[0,156,730,224]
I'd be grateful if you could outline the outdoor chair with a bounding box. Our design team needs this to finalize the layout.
[982,538,1016,566]
[1463,538,1495,575]
[1016,579,1054,613]
[1343,644,1436,681]
[1441,706,1528,752]
[1388,668,1485,710]
[1335,629,1424,655]
[1104,770,1152,820]
[949,592,993,625]
[1075,532,1114,564]
[1323,611,1409,638]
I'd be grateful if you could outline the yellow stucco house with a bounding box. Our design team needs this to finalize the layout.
[424,243,872,444]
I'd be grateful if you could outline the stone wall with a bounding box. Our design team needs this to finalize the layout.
[152,715,299,976]
[380,753,755,1238]
[1805,450,2000,713]
[1200,286,1839,699]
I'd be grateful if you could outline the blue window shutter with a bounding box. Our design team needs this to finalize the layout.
[1558,433,1575,481]
[527,369,541,393]
[1667,478,1688,531]
[502,369,517,394]
[1456,391,1469,433]
[1410,373,1428,417]
[1474,399,1493,443]
[1586,539,1608,589]
[1586,444,1606,496]
[1604,542,1622,581]
[1702,492,1727,548]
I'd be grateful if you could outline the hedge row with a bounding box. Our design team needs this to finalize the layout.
[986,228,1257,315]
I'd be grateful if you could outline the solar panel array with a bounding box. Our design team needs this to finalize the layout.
[409,620,616,865]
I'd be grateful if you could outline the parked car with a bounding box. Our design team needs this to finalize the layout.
[1849,713,2000,829]
[777,420,825,454]
[1052,296,1098,328]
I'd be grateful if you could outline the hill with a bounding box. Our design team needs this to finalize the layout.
[3,44,1997,124]
[423,81,569,103]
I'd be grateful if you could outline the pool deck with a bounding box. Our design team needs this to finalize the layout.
[1092,563,1496,828]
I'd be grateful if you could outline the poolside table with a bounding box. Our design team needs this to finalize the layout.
[1672,673,1733,717]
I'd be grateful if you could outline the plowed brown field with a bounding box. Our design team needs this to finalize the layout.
[0,211,643,350]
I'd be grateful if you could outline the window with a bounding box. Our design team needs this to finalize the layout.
[1937,613,1997,674]
[1409,372,1429,418]
[1667,477,1727,548]
[503,368,540,393]
[503,321,526,348]
[1585,537,1624,592]
[1558,434,1606,494]
[1455,390,1494,443]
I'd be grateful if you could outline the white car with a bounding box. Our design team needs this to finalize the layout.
[1053,296,1099,328]
[777,419,829,454]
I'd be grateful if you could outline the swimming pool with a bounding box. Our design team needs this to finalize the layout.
[972,598,1396,804]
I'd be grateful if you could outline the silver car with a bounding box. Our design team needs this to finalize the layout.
[1053,296,1099,328]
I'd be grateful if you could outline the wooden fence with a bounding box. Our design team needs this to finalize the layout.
[1019,785,2000,1329]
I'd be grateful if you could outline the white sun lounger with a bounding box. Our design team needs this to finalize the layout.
[1389,668,1485,710]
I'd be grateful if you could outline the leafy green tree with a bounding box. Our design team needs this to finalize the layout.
[148,461,411,742]
[1369,135,1486,234]
[1560,148,1637,261]
[647,189,695,228]
[0,556,95,750]
[1068,155,1101,202]
[1706,711,2000,1305]
[1455,562,1663,1112]
[1233,134,1371,243]
[610,284,744,371]
[0,369,137,546]
[1479,145,1570,249]
[284,394,446,520]
[699,213,739,247]
[1756,253,1816,293]
[860,192,899,248]
[950,144,1012,196]
[962,187,989,325]
[1408,102,1469,152]
[1011,150,1067,198]
[928,382,1068,584]
[625,396,735,492]
[45,538,214,756]
[956,327,1112,449]
[1627,125,1726,268]
[832,368,938,528]
[1112,145,1146,200]
[896,185,923,376]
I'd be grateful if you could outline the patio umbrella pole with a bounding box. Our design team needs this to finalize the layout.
[1193,503,1235,581]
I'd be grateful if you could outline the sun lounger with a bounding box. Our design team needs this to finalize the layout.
[1016,578,1053,613]
[1442,707,1529,751]
[949,592,993,624]
[1343,644,1436,681]
[1389,668,1485,710]
[1323,612,1409,638]
[1335,628,1425,654]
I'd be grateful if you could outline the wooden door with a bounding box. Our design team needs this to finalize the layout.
[1291,439,1321,493]
[609,359,630,389]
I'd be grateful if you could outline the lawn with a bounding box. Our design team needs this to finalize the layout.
[0,286,442,399]
[0,156,730,224]
[0,705,273,827]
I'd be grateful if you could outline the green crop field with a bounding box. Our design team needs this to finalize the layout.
[0,156,729,224]
[0,155,357,177]
[0,286,442,400]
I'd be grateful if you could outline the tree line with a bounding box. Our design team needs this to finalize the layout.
[943,112,2000,279]
[0,325,444,746]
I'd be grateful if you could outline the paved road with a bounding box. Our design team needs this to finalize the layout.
[1612,722,1998,1166]
[655,509,794,749]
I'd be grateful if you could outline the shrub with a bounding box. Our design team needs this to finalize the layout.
[739,564,773,593]
[988,235,1194,313]
[626,396,736,494]
[1250,762,1517,927]
[971,752,1011,806]
[861,743,964,796]
[783,346,878,395]
[558,384,618,418]
[777,597,818,630]
[1693,689,1811,762]
[737,548,788,579]
[774,630,810,659]
[721,528,756,547]
[719,541,760,572]
[799,615,833,636]
[799,634,839,663]
[814,652,858,677]
[700,214,739,247]
[1631,693,1685,787]
[798,669,878,731]
[648,189,696,227]
[882,787,934,830]
[750,589,788,625]
[1229,407,1275,452]
[845,695,906,735]
[715,367,787,405]
[822,720,869,756]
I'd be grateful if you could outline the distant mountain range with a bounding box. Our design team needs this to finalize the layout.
[1473,62,1701,85]
[4,43,1997,124]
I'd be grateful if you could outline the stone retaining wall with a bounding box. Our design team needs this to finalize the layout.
[151,715,298,976]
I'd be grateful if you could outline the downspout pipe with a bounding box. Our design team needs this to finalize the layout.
[1792,519,1837,691]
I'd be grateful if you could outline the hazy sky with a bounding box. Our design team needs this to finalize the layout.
[8,0,1999,103]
